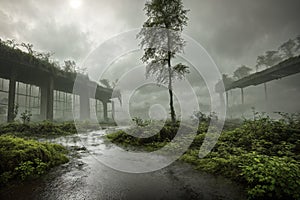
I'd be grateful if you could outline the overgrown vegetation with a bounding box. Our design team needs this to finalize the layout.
[20,110,32,124]
[0,121,81,187]
[0,38,85,75]
[0,120,111,187]
[108,120,178,150]
[0,120,115,139]
[107,112,300,199]
[0,121,77,138]
[0,135,68,186]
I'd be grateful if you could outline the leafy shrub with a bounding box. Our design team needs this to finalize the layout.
[191,111,218,124]
[132,117,151,127]
[0,121,78,136]
[107,120,192,148]
[240,153,300,200]
[14,158,49,180]
[15,161,35,181]
[0,135,68,186]
[20,110,32,124]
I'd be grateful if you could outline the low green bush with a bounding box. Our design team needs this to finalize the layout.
[0,121,77,137]
[240,153,300,200]
[0,135,68,186]
[106,120,194,150]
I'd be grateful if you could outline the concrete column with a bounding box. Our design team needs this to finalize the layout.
[103,101,108,121]
[40,76,54,121]
[241,88,244,104]
[7,75,16,122]
[80,93,90,120]
[219,93,225,109]
[225,91,229,107]
[111,101,115,121]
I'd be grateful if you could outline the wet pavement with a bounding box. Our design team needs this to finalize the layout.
[0,128,246,200]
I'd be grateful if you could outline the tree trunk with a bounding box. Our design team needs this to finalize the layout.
[166,27,176,124]
[168,52,176,124]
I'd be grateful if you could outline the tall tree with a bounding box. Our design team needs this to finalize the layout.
[137,0,189,123]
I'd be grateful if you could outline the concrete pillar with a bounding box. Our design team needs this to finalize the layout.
[225,91,229,107]
[103,101,108,121]
[74,76,91,121]
[7,75,16,122]
[241,88,244,104]
[219,93,225,109]
[80,93,90,120]
[40,76,54,121]
[111,101,115,121]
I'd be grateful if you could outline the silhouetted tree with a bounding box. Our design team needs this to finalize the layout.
[233,65,252,79]
[137,0,189,123]
[256,50,282,71]
[222,74,234,86]
[63,60,76,72]
[21,43,34,55]
[278,39,296,58]
[35,52,54,62]
[256,55,266,71]
[295,35,300,52]
[264,50,282,67]
[4,39,18,49]
[51,60,61,69]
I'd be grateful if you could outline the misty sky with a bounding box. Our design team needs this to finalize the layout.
[1,0,300,118]
[1,0,300,72]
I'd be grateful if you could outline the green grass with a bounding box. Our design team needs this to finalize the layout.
[106,114,300,200]
[0,135,69,186]
[0,121,116,139]
[0,121,77,137]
